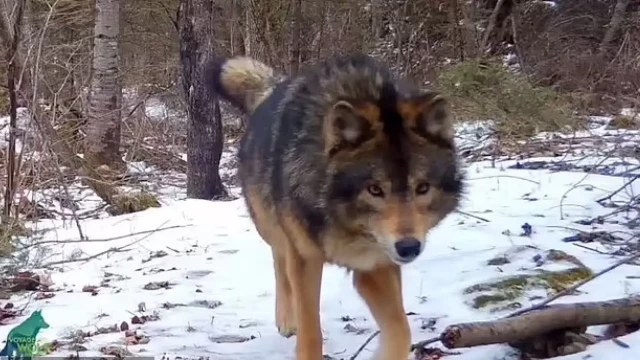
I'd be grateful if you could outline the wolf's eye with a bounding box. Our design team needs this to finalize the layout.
[415,182,431,195]
[367,184,384,197]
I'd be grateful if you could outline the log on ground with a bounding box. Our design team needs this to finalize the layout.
[440,295,640,349]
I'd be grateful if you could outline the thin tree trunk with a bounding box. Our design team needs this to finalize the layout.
[371,0,384,39]
[480,0,506,56]
[244,0,252,56]
[3,0,24,220]
[178,0,227,200]
[85,0,123,170]
[289,0,302,72]
[449,0,465,61]
[599,0,630,54]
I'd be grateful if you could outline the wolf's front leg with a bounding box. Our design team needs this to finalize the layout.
[273,249,297,337]
[353,265,411,360]
[286,247,324,360]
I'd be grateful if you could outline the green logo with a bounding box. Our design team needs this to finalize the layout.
[0,310,50,359]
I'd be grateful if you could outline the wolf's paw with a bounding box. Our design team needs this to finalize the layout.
[277,323,297,338]
[276,310,297,338]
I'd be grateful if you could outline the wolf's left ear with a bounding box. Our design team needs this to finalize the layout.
[323,100,380,156]
[398,91,454,144]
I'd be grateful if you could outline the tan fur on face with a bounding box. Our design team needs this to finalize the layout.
[362,180,447,249]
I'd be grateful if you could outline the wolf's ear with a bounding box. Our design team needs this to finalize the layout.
[398,91,454,144]
[323,100,379,156]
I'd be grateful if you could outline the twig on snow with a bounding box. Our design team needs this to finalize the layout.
[40,243,136,268]
[410,335,442,352]
[558,152,614,219]
[468,175,540,185]
[39,220,183,267]
[349,330,380,360]
[596,174,640,204]
[456,210,491,223]
[572,243,611,255]
[19,223,189,249]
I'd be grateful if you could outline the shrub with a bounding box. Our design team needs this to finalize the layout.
[435,59,583,139]
[608,114,639,129]
[0,220,29,257]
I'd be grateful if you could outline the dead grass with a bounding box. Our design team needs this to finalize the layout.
[435,59,585,140]
[0,220,29,257]
[106,192,161,216]
[609,114,640,130]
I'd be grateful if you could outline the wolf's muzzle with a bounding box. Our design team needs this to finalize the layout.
[394,237,422,262]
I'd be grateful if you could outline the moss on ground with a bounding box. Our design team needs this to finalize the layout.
[465,267,593,311]
[107,192,161,216]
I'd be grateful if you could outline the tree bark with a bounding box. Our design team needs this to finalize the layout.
[178,0,227,200]
[85,0,123,170]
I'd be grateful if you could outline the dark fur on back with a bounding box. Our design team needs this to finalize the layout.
[230,54,464,247]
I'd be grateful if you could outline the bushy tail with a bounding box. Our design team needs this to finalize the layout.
[206,56,279,115]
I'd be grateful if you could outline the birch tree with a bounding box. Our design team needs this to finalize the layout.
[85,0,123,170]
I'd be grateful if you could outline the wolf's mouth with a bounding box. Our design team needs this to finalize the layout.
[389,253,419,265]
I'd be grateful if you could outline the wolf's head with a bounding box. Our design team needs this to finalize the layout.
[323,85,463,265]
[29,310,50,329]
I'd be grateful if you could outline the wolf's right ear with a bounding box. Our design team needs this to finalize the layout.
[323,100,379,156]
[397,91,454,145]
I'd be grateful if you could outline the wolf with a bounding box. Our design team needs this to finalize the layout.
[207,54,464,360]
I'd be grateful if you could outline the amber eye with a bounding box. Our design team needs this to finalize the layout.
[367,184,384,197]
[416,182,431,195]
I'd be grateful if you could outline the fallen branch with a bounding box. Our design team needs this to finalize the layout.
[19,222,189,250]
[456,210,490,223]
[348,330,380,360]
[596,174,640,204]
[39,220,176,267]
[439,296,640,348]
[411,250,640,351]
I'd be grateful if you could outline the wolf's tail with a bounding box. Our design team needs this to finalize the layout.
[206,56,280,115]
[0,342,8,356]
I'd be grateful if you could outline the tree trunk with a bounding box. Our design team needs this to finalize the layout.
[480,0,506,56]
[3,0,24,220]
[289,0,302,73]
[85,0,123,170]
[244,0,252,56]
[371,0,384,39]
[178,0,227,200]
[599,0,630,54]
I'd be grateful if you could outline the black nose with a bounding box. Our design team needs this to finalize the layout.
[394,238,422,260]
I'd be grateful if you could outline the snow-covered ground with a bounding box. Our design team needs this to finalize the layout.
[1,107,639,359]
[1,157,639,359]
